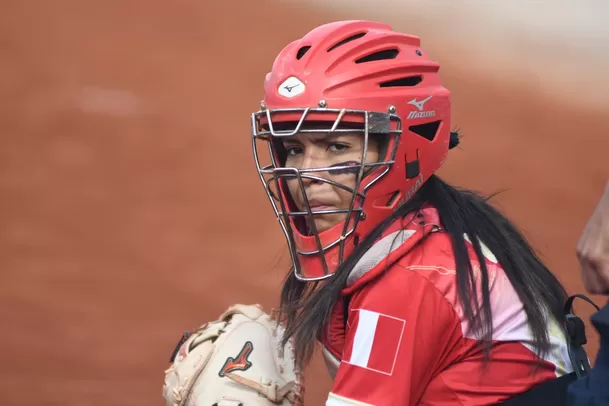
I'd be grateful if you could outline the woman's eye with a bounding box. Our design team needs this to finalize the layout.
[328,143,349,152]
[285,146,303,156]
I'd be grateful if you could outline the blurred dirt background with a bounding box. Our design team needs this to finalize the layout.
[1,0,608,405]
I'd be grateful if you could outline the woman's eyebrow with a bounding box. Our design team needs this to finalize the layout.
[280,132,357,144]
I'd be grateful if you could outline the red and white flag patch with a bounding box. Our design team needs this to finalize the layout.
[342,309,406,375]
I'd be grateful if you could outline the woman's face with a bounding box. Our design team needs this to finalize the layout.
[281,132,380,233]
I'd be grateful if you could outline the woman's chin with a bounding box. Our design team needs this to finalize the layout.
[311,215,346,234]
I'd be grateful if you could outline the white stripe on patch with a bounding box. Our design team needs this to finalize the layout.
[348,309,379,368]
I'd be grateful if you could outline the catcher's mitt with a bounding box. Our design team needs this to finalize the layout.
[163,304,304,406]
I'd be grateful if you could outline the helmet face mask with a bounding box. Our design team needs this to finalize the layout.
[251,107,401,281]
[251,20,451,281]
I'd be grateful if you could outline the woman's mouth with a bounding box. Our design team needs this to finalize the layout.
[303,199,334,212]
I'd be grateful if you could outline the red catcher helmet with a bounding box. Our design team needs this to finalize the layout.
[251,20,451,281]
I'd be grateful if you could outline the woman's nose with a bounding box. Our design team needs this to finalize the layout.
[300,148,324,170]
[299,151,330,185]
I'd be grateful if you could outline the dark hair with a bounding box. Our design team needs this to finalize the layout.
[279,175,568,368]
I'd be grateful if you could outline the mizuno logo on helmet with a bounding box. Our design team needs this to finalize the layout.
[278,76,306,98]
[407,110,436,119]
[407,96,435,120]
[407,96,432,111]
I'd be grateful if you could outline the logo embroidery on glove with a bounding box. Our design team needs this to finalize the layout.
[218,341,254,377]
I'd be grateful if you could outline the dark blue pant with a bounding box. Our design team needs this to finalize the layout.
[568,302,609,405]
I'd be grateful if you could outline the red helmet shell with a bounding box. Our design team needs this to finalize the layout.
[256,20,451,280]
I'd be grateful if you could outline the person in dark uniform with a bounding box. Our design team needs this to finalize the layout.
[569,180,609,405]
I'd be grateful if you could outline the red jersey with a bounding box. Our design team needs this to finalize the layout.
[320,207,572,405]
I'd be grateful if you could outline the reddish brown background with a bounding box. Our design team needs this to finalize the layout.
[1,1,608,405]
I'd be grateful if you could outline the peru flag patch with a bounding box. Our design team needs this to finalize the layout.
[343,309,406,375]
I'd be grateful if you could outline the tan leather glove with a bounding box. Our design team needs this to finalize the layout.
[163,304,304,406]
